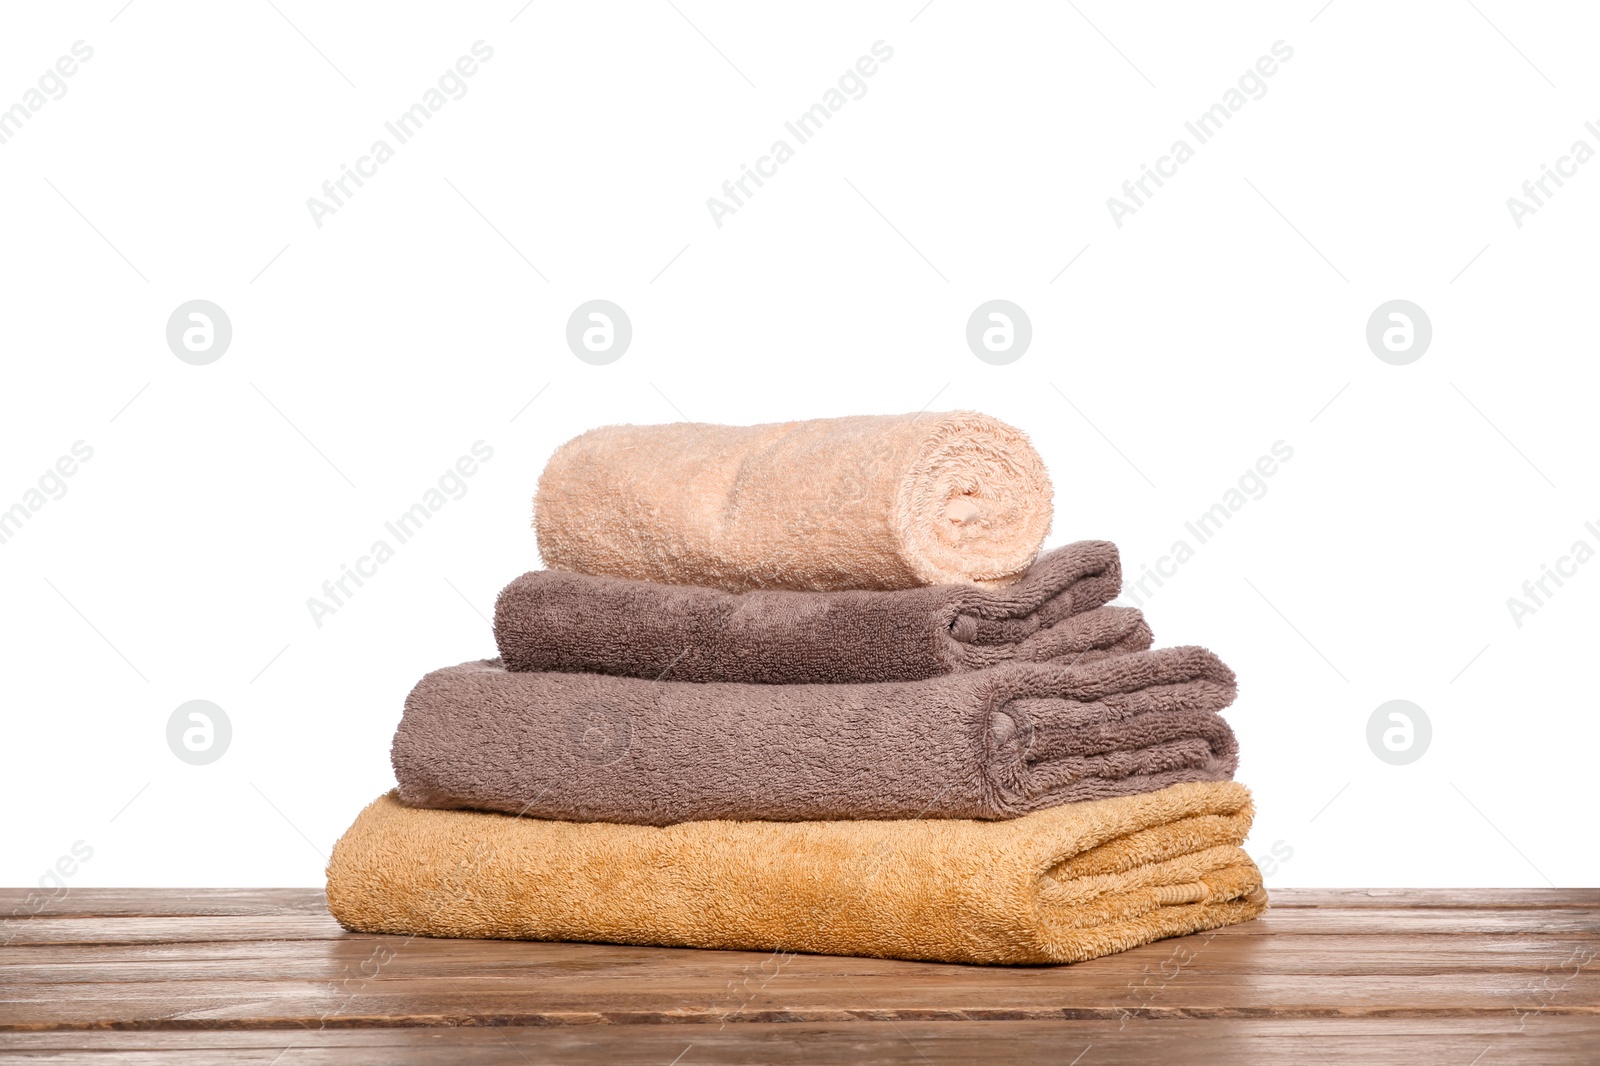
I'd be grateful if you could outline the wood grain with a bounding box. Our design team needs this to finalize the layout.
[1,888,1595,1063]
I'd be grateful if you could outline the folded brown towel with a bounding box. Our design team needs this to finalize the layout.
[494,540,1147,684]
[391,646,1239,825]
[534,412,1053,592]
[327,782,1267,965]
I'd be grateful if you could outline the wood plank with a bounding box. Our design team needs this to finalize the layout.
[4,943,1597,1028]
[0,1018,1595,1065]
[7,887,1599,919]
[9,976,1593,1027]
[6,901,1598,947]
[2,916,345,946]
[4,931,1596,982]
[0,889,326,919]
[1263,887,1600,909]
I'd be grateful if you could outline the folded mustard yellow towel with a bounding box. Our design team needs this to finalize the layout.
[326,782,1265,965]
[534,412,1054,592]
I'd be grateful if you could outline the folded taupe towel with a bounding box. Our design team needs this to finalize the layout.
[494,540,1147,684]
[534,412,1053,592]
[391,646,1240,825]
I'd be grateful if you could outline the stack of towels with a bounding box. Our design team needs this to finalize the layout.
[327,412,1267,965]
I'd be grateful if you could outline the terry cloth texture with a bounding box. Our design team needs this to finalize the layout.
[327,782,1267,966]
[495,540,1145,684]
[390,646,1240,825]
[533,412,1054,592]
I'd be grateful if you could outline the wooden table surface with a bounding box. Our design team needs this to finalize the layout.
[2,888,1596,1064]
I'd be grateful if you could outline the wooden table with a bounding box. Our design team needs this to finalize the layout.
[2,888,1596,1063]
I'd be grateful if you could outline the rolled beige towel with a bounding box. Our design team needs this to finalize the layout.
[535,412,1053,591]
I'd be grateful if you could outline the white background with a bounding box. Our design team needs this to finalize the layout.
[2,0,1595,889]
